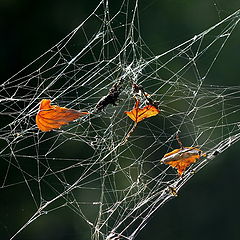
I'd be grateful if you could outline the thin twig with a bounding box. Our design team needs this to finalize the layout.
[121,122,138,145]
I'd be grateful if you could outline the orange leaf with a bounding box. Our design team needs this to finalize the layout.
[160,147,203,175]
[36,99,89,132]
[124,100,160,123]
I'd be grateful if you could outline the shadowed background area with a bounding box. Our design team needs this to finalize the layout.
[1,0,240,239]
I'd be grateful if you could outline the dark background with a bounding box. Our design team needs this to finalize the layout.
[1,0,240,240]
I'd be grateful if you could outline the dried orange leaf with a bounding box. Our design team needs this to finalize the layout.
[125,100,160,123]
[161,147,203,175]
[36,99,89,132]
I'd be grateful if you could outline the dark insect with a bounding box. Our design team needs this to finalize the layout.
[95,80,123,112]
[213,150,219,156]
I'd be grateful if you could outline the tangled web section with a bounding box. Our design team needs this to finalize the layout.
[0,0,240,239]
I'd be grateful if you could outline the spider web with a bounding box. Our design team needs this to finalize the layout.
[1,0,240,239]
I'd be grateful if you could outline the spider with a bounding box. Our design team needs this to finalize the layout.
[95,80,123,112]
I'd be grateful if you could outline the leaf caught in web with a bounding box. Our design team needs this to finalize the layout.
[124,99,160,123]
[161,147,204,175]
[36,99,89,132]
